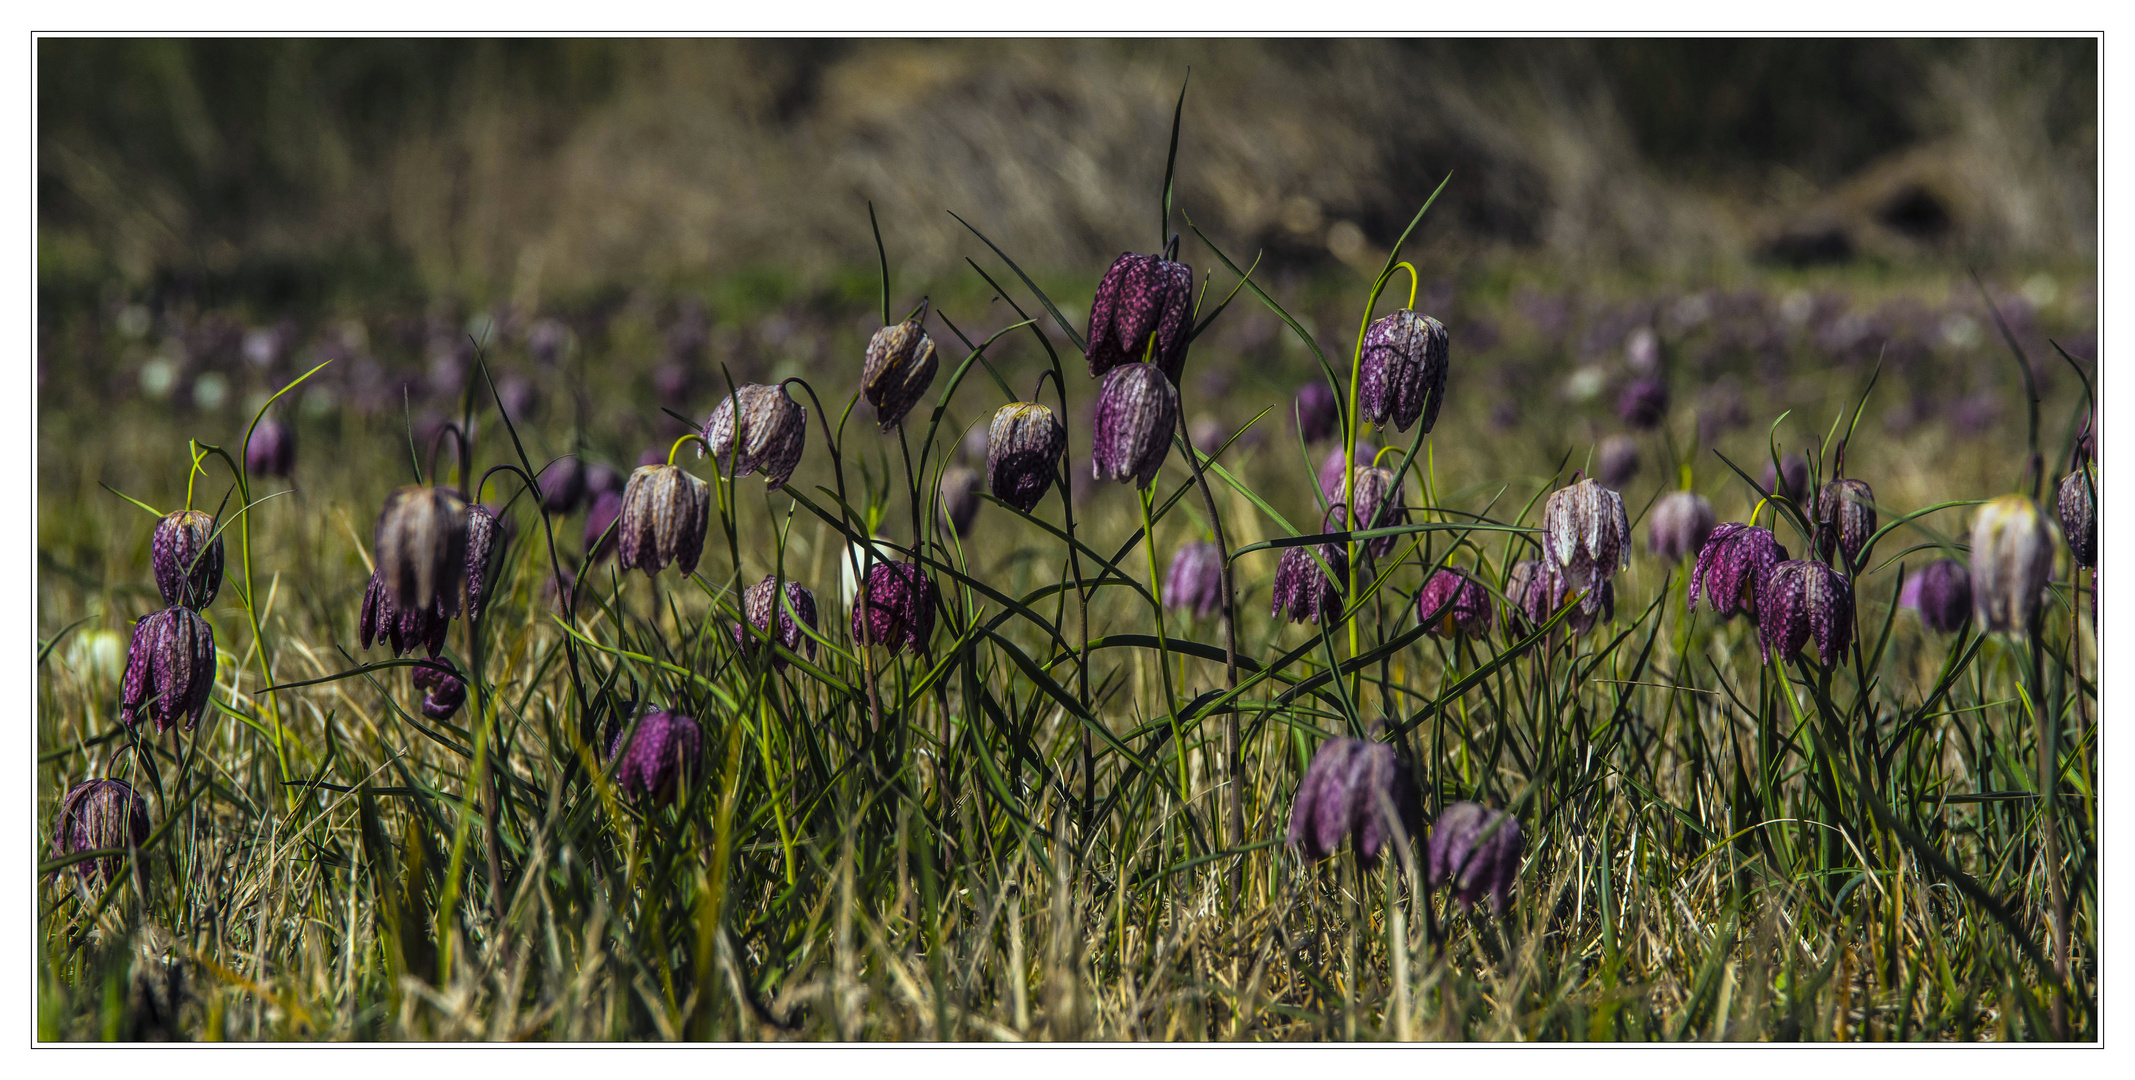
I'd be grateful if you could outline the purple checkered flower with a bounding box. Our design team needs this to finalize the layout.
[1293,381,1339,443]
[1899,558,1972,634]
[617,464,710,577]
[1541,478,1630,617]
[359,571,449,659]
[1757,559,1854,665]
[863,303,939,430]
[412,662,467,721]
[608,709,703,805]
[1506,558,1613,638]
[1357,310,1449,434]
[1286,737,1421,867]
[1416,567,1494,638]
[1815,478,1877,568]
[1426,802,1523,914]
[850,561,937,656]
[245,418,295,477]
[1689,523,1789,618]
[374,485,470,612]
[151,510,223,610]
[1164,541,1225,620]
[2059,466,2095,568]
[1084,247,1194,383]
[1616,377,1669,430]
[121,606,217,733]
[47,779,151,889]
[987,401,1066,513]
[702,382,808,490]
[734,575,819,670]
[1272,515,1349,626]
[1090,362,1178,490]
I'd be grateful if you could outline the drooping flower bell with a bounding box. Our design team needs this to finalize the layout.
[1763,453,1811,504]
[1357,309,1450,434]
[986,401,1066,513]
[1163,540,1225,620]
[1084,242,1194,383]
[47,778,151,889]
[608,709,703,805]
[584,490,623,563]
[1343,464,1406,561]
[245,418,295,477]
[412,662,467,721]
[538,456,587,514]
[1090,362,1178,490]
[374,485,470,612]
[1616,376,1669,430]
[702,382,808,490]
[1318,443,1378,505]
[1597,435,1640,489]
[121,606,217,733]
[1507,558,1613,637]
[1757,559,1854,665]
[1416,567,1494,637]
[2058,466,2096,569]
[1426,802,1523,913]
[1970,495,2056,637]
[862,302,939,430]
[1272,519,1349,626]
[359,571,449,658]
[586,462,624,502]
[1294,381,1339,443]
[850,561,937,656]
[1899,558,1972,634]
[1646,491,1716,562]
[1815,478,1877,568]
[734,575,819,669]
[461,503,502,622]
[938,465,981,537]
[151,510,223,610]
[1286,736,1422,867]
[1541,478,1630,617]
[1689,523,1789,618]
[616,464,710,577]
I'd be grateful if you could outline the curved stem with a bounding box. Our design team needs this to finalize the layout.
[1390,261,1420,311]
[667,432,710,467]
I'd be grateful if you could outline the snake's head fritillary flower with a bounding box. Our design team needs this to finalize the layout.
[616,464,710,578]
[1899,558,1972,634]
[1286,737,1421,867]
[538,457,587,514]
[1757,559,1855,665]
[1294,381,1339,443]
[1416,567,1494,637]
[359,571,449,659]
[374,485,470,612]
[850,561,937,656]
[1272,520,1349,626]
[1507,558,1612,638]
[938,465,981,537]
[461,504,502,622]
[1646,491,1717,562]
[1970,495,2056,637]
[986,401,1067,513]
[702,382,808,490]
[1815,478,1877,568]
[1085,246,1194,383]
[1689,523,1790,619]
[121,606,217,733]
[1426,802,1523,914]
[862,305,939,430]
[734,575,819,670]
[47,778,151,890]
[1541,478,1630,616]
[1318,443,1378,505]
[412,662,467,721]
[608,709,703,806]
[1163,541,1225,620]
[1358,310,1450,434]
[244,418,295,477]
[1344,465,1407,561]
[1090,362,1178,490]
[2058,466,2096,569]
[1616,376,1669,430]
[151,510,223,610]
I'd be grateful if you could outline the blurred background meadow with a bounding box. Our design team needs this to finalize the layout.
[37,38,2097,1042]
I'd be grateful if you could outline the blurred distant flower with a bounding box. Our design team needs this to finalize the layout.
[862,303,938,430]
[1762,454,1810,504]
[1085,246,1193,383]
[1188,415,1227,455]
[1971,495,2055,636]
[1541,478,1629,617]
[1948,393,2001,436]
[1597,435,1639,488]
[734,575,818,670]
[939,465,981,537]
[1416,567,1494,637]
[1624,326,1660,373]
[703,383,808,490]
[584,491,623,563]
[1427,802,1522,913]
[2059,466,2096,568]
[1358,310,1449,434]
[987,401,1066,513]
[617,464,710,577]
[1294,381,1339,443]
[376,486,469,614]
[1164,541,1225,620]
[152,510,223,610]
[1899,559,1972,634]
[1287,736,1420,867]
[1758,560,1854,665]
[121,606,216,733]
[495,373,540,420]
[1646,491,1716,561]
[608,709,702,806]
[538,457,588,514]
[587,462,624,501]
[245,419,295,478]
[525,318,571,366]
[48,779,150,890]
[1815,478,1877,568]
[651,361,691,401]
[1690,523,1789,618]
[1090,362,1177,490]
[1616,377,1669,430]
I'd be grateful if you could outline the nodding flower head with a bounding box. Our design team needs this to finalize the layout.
[862,309,939,430]
[734,575,819,670]
[538,457,587,514]
[1646,491,1716,562]
[1541,478,1630,616]
[1090,362,1178,490]
[1358,309,1450,434]
[1815,478,1877,568]
[1507,558,1613,637]
[1163,540,1225,620]
[245,418,295,477]
[1272,517,1349,626]
[1294,381,1339,443]
[1597,435,1640,489]
[151,510,223,610]
[608,709,703,806]
[412,662,467,721]
[986,401,1067,513]
[47,779,151,889]
[1900,558,1972,634]
[617,464,710,577]
[702,382,808,490]
[461,504,503,622]
[938,465,981,537]
[1318,443,1378,505]
[374,485,470,612]
[1970,495,2056,637]
[584,490,623,563]
[1416,567,1494,637]
[1343,465,1407,561]
[2058,466,2096,568]
[1616,376,1669,430]
[1689,523,1789,619]
[121,606,217,733]
[1763,453,1811,504]
[1757,559,1854,665]
[1426,802,1523,914]
[1085,247,1194,383]
[359,571,449,659]
[850,561,937,656]
[1286,736,1421,867]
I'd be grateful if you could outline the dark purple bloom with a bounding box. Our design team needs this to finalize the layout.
[1815,478,1877,568]
[1542,479,1630,617]
[1426,802,1523,913]
[494,372,541,420]
[850,561,937,656]
[1899,559,1972,634]
[1342,465,1406,561]
[734,575,819,669]
[359,571,450,658]
[245,418,296,477]
[1757,559,1854,665]
[1416,567,1494,637]
[986,401,1066,513]
[863,306,938,430]
[1318,443,1377,505]
[374,485,470,612]
[2059,467,2096,568]
[47,778,151,889]
[1507,558,1613,637]
[1294,381,1339,443]
[121,606,217,733]
[538,457,588,514]
[1272,522,1348,626]
[1085,249,1194,383]
[1286,737,1421,867]
[586,463,625,501]
[1689,523,1789,618]
[584,491,623,563]
[608,709,703,805]
[462,504,502,622]
[151,510,223,610]
[1597,435,1639,488]
[1163,541,1225,620]
[412,662,467,721]
[1357,310,1450,434]
[702,382,808,490]
[939,466,981,537]
[617,464,710,577]
[1090,362,1178,490]
[1646,491,1716,561]
[1763,453,1811,504]
[1616,377,1669,430]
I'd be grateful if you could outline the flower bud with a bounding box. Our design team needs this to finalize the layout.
[1416,567,1494,637]
[1426,802,1523,913]
[862,310,938,430]
[850,561,937,656]
[1815,478,1877,568]
[2058,466,2096,568]
[121,606,216,733]
[1970,495,2055,637]
[374,485,469,612]
[1358,310,1449,434]
[1757,559,1854,665]
[1899,558,1972,634]
[47,779,151,889]
[1689,523,1789,618]
[617,464,710,577]
[702,383,808,490]
[1286,737,1421,867]
[1294,381,1339,443]
[1090,362,1178,490]
[1762,453,1810,504]
[538,456,587,514]
[734,575,819,669]
[1616,376,1669,430]
[1345,465,1406,560]
[1163,540,1225,620]
[608,709,703,805]
[939,465,981,537]
[1597,435,1639,489]
[1085,249,1194,383]
[1272,530,1348,626]
[1645,491,1716,561]
[412,662,467,721]
[244,418,295,477]
[359,571,449,658]
[461,504,502,622]
[1542,478,1630,616]
[986,401,1067,513]
[151,510,223,610]
[584,490,623,563]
